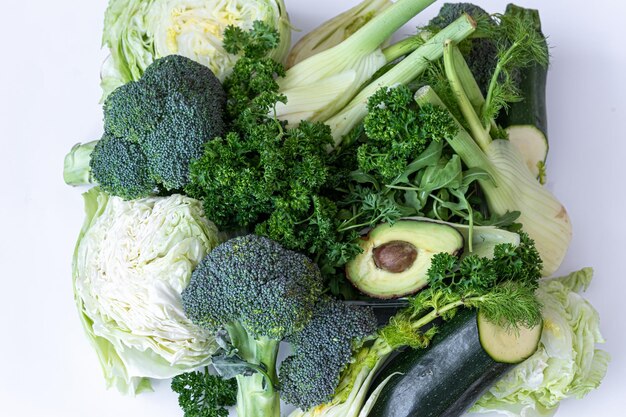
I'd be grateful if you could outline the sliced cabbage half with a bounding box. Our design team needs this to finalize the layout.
[101,0,291,97]
[470,268,610,417]
[72,188,220,394]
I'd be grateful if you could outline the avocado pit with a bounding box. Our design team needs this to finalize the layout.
[373,241,418,273]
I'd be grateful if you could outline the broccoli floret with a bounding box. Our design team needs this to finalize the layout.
[428,3,498,95]
[89,133,156,200]
[429,2,490,28]
[65,54,226,199]
[182,235,324,417]
[279,297,377,410]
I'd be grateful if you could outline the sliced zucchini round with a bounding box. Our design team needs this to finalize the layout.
[507,125,548,180]
[477,310,542,364]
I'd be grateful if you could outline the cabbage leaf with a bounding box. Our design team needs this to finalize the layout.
[470,268,610,417]
[101,0,291,97]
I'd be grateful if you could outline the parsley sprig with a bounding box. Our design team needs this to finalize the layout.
[171,368,237,417]
[381,232,543,350]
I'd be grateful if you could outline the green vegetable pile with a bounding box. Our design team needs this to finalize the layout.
[63,1,609,417]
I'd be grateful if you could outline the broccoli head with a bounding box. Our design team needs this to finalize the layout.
[428,3,491,28]
[182,234,323,340]
[182,235,324,417]
[279,297,378,410]
[80,54,226,199]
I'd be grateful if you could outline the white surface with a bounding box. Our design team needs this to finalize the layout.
[0,0,624,416]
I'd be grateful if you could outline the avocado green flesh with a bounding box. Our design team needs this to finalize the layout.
[402,217,521,259]
[346,221,464,298]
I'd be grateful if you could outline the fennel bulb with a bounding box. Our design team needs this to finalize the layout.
[286,0,392,68]
[415,82,571,276]
[275,0,436,125]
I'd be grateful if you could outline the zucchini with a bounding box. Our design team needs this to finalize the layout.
[367,309,541,417]
[497,5,549,183]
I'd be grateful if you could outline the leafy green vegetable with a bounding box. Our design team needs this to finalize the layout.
[472,268,610,417]
[72,188,220,394]
[100,0,291,97]
[171,368,237,417]
[358,85,440,182]
[333,87,516,262]
[186,22,356,267]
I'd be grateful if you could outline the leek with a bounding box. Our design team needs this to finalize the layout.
[286,0,393,68]
[326,13,477,146]
[275,0,437,125]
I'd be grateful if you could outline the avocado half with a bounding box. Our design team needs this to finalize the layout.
[346,220,464,298]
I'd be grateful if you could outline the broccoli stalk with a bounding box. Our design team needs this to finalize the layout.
[223,322,281,417]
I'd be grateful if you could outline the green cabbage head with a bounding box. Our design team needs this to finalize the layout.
[72,188,221,394]
[470,268,610,417]
[101,0,291,97]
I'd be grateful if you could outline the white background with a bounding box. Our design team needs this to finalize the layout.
[0,0,624,416]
